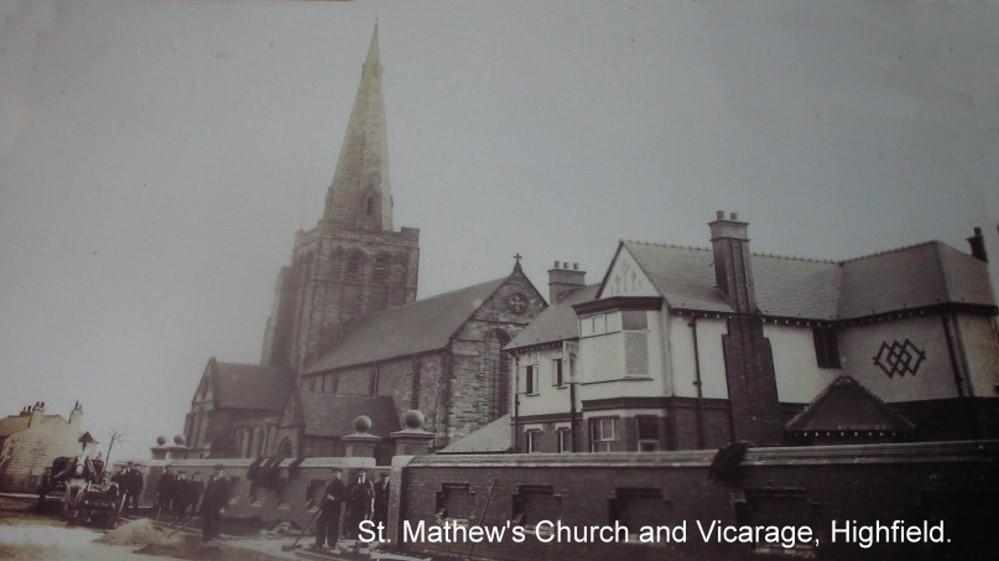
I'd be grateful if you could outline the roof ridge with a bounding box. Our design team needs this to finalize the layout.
[622,239,710,252]
[384,276,505,310]
[215,360,279,368]
[840,240,940,264]
[624,238,840,264]
[342,276,508,327]
[750,251,838,264]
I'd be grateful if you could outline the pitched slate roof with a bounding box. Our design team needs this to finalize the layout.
[292,391,400,437]
[838,242,994,318]
[507,285,599,350]
[785,376,915,433]
[438,414,512,454]
[619,240,994,320]
[304,277,508,373]
[0,415,29,438]
[211,361,292,412]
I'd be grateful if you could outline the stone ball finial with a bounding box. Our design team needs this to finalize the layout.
[173,434,185,445]
[353,415,372,433]
[403,410,425,430]
[156,435,167,446]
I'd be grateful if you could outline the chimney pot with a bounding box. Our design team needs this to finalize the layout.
[967,226,988,262]
[730,212,738,220]
[548,261,586,304]
[716,210,725,219]
[553,260,559,267]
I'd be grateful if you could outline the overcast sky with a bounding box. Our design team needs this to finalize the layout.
[1,0,997,461]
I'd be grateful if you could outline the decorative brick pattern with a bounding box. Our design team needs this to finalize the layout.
[873,339,926,377]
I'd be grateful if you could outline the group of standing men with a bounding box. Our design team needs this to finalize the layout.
[155,467,205,517]
[313,469,391,551]
[154,464,231,543]
[110,461,144,510]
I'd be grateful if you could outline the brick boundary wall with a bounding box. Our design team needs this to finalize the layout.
[150,441,999,560]
[394,441,999,561]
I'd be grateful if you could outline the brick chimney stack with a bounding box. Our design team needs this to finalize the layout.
[709,211,756,313]
[707,211,783,446]
[548,261,586,304]
[967,227,988,262]
[29,402,44,427]
[69,401,83,427]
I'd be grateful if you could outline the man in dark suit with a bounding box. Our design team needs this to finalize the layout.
[156,467,175,518]
[125,464,143,511]
[173,473,188,515]
[200,465,230,543]
[346,471,375,539]
[187,472,204,514]
[373,472,391,528]
[121,463,140,511]
[314,468,346,551]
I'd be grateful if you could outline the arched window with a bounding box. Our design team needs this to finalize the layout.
[329,246,345,281]
[299,252,314,285]
[346,249,368,282]
[484,330,512,420]
[373,252,391,284]
[277,437,293,457]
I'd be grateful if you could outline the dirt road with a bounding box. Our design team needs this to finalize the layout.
[0,495,182,561]
[1,495,330,561]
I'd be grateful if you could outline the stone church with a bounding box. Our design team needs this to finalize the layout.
[183,28,546,459]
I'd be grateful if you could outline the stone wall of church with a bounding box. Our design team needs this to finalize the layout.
[376,354,443,417]
[303,353,446,442]
[261,266,297,368]
[202,409,242,458]
[443,272,546,445]
[282,226,420,372]
[293,271,544,450]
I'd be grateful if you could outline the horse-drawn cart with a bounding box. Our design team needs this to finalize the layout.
[38,455,126,529]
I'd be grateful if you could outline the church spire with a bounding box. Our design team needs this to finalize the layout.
[323,23,393,232]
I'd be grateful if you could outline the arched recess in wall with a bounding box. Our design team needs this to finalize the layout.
[329,246,346,281]
[298,252,314,285]
[276,437,293,457]
[364,192,379,217]
[345,248,368,283]
[390,253,408,286]
[484,329,512,420]
[372,252,391,284]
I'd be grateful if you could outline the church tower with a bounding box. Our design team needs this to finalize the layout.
[261,26,420,374]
